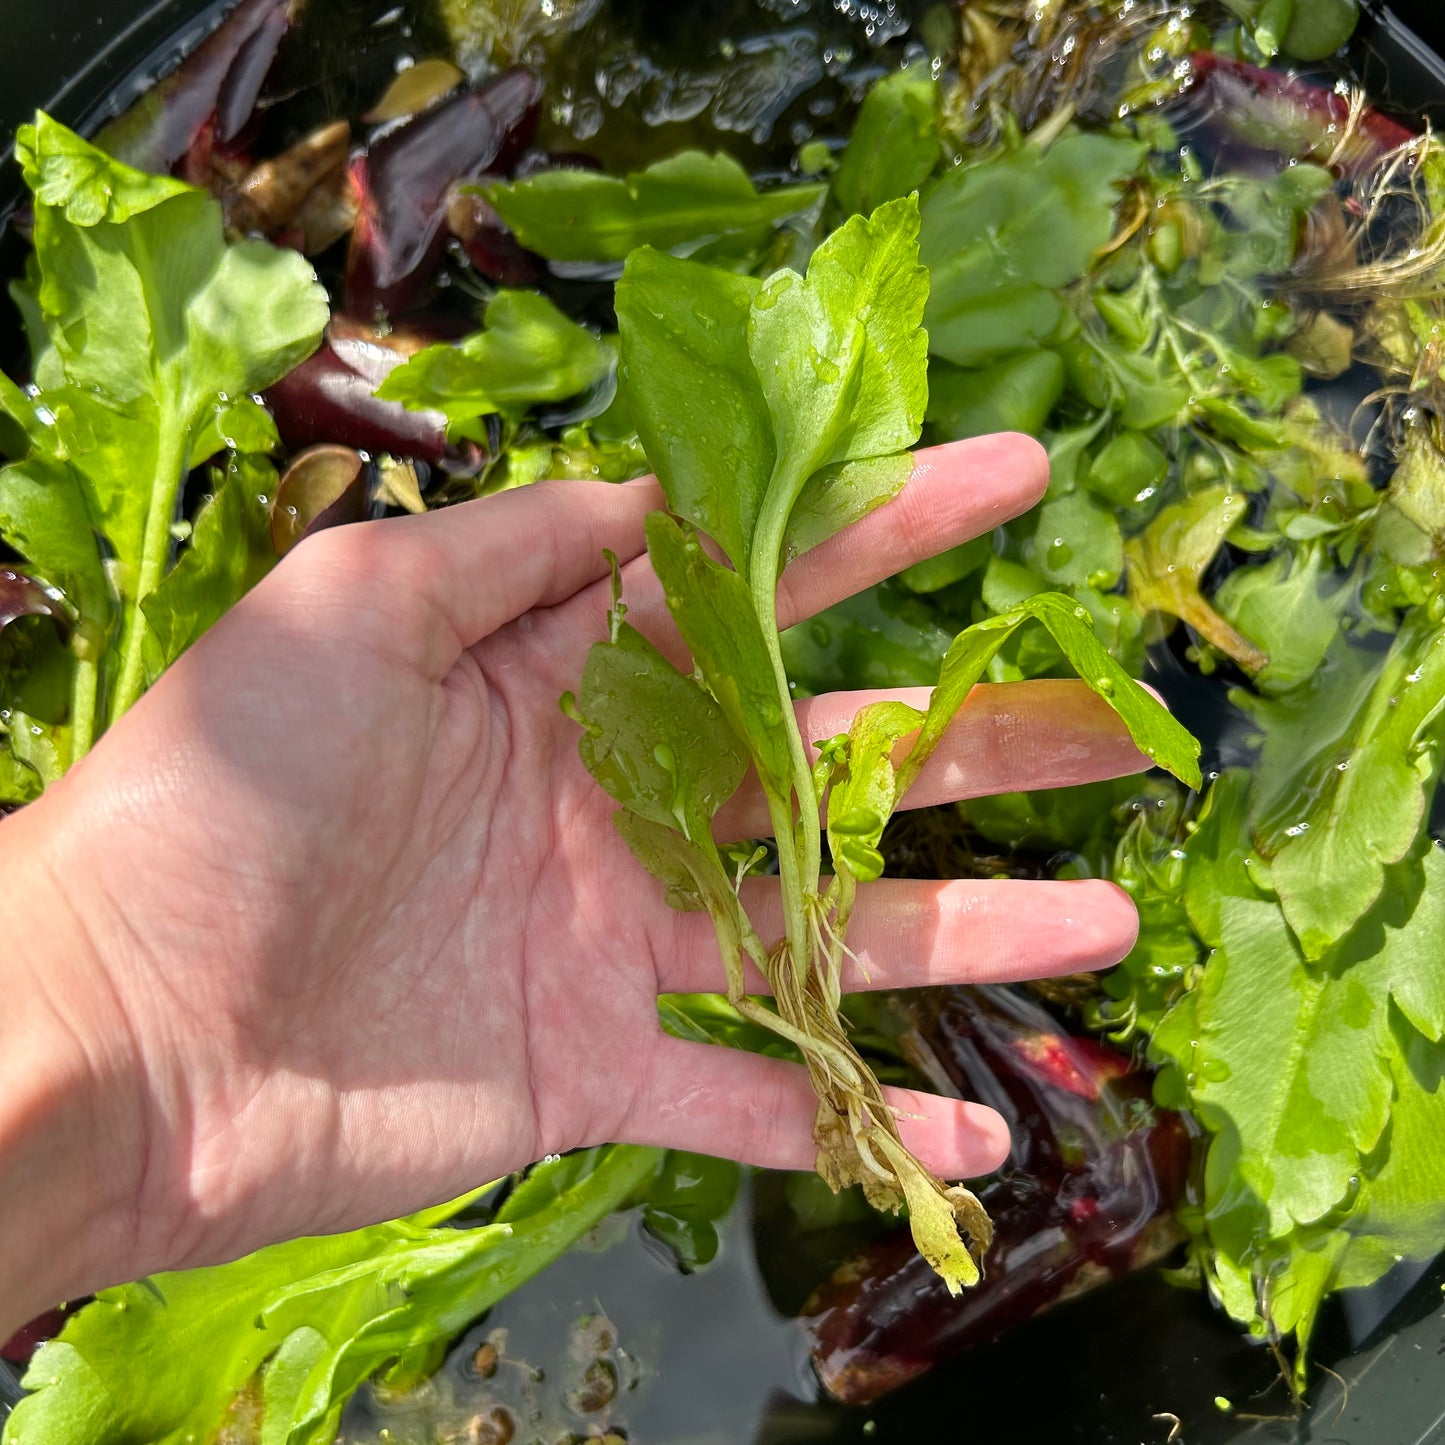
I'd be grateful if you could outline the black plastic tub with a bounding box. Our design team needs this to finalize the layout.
[1,3,1444,1443]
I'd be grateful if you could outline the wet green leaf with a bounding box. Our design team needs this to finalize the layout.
[574,617,748,841]
[1125,487,1266,672]
[616,251,770,569]
[748,196,929,561]
[826,700,925,882]
[1214,547,1346,693]
[483,152,824,263]
[640,1153,741,1271]
[1267,612,1445,957]
[141,458,277,678]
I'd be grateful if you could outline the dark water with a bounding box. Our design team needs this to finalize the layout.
[338,1179,1445,1445]
[4,2,1445,1442]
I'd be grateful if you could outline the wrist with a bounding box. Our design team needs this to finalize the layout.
[0,788,152,1338]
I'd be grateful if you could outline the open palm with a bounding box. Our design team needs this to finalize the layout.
[22,433,1146,1291]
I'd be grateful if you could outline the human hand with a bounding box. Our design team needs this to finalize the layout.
[0,434,1149,1328]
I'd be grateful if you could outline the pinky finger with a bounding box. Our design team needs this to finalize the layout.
[624,1035,1012,1181]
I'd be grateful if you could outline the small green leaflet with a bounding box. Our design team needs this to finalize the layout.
[377,289,615,443]
[919,131,1145,366]
[482,151,825,263]
[826,700,925,882]
[4,1148,662,1445]
[572,612,748,842]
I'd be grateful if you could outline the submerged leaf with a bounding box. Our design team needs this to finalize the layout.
[831,68,939,218]
[1265,612,1445,957]
[1125,488,1266,672]
[379,289,614,441]
[920,132,1145,366]
[483,152,824,263]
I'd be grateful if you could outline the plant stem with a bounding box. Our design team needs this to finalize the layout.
[108,420,188,726]
[751,565,824,990]
[69,655,98,763]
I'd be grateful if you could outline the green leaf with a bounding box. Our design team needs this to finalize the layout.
[189,396,281,468]
[831,68,939,218]
[17,114,189,224]
[0,455,109,630]
[826,700,925,882]
[748,196,928,570]
[780,582,957,694]
[482,152,824,263]
[1085,430,1168,508]
[608,810,725,916]
[0,370,63,461]
[616,251,771,568]
[645,512,795,797]
[640,1152,741,1271]
[1213,547,1346,694]
[12,112,328,737]
[920,131,1145,366]
[925,350,1065,442]
[785,452,913,559]
[1183,896,1393,1233]
[1125,487,1267,673]
[0,708,69,803]
[1267,611,1445,957]
[897,534,991,594]
[657,993,800,1057]
[1027,487,1123,589]
[140,458,277,678]
[377,290,615,441]
[1374,424,1445,566]
[1361,845,1445,1045]
[905,592,1202,797]
[6,1147,662,1445]
[573,619,748,842]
